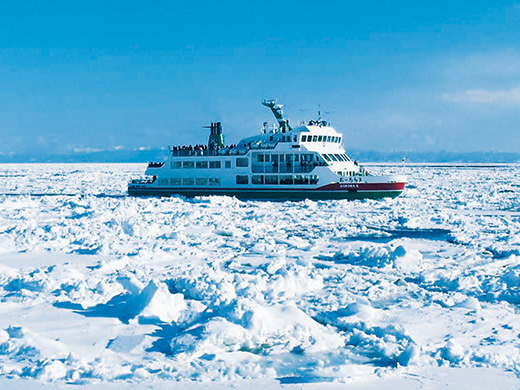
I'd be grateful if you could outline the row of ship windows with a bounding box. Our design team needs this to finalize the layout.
[157,175,319,186]
[159,177,222,186]
[171,155,323,168]
[237,175,319,185]
[301,135,341,143]
[254,153,319,163]
[169,154,349,169]
[323,153,351,162]
[170,159,248,169]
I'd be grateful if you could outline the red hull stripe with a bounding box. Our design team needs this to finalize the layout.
[317,182,406,191]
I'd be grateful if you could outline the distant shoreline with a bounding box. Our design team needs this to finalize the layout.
[1,149,519,164]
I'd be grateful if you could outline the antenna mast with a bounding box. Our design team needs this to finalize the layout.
[262,99,292,133]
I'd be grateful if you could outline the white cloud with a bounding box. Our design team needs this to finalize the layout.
[73,147,104,153]
[72,146,127,153]
[443,87,520,104]
[445,50,520,79]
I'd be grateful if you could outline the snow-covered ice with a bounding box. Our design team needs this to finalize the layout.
[0,163,519,388]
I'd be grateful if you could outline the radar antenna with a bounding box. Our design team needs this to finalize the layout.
[262,99,292,133]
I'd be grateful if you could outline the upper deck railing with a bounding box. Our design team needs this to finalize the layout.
[169,142,278,158]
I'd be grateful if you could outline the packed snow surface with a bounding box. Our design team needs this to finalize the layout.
[0,163,519,388]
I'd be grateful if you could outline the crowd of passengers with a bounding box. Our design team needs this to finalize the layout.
[170,144,240,156]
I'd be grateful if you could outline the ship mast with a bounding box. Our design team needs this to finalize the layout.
[262,99,292,133]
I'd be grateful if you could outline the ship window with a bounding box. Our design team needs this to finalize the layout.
[196,161,208,169]
[196,178,208,186]
[312,136,318,142]
[236,175,248,184]
[294,175,308,185]
[271,154,279,163]
[183,161,194,169]
[209,161,221,168]
[264,154,270,162]
[159,178,169,186]
[333,154,343,161]
[293,135,297,142]
[338,137,342,143]
[329,154,339,161]
[225,161,231,168]
[170,178,181,185]
[310,175,319,185]
[338,154,348,162]
[279,154,285,162]
[183,178,195,186]
[265,175,278,185]
[280,175,293,185]
[318,136,323,142]
[286,154,294,162]
[323,154,332,161]
[209,177,221,186]
[252,175,265,185]
[301,135,307,142]
[236,157,249,167]
[294,154,299,162]
[343,154,351,161]
[255,153,264,163]
[326,136,330,142]
[170,161,182,169]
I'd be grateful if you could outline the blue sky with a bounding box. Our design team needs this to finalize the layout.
[1,1,520,159]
